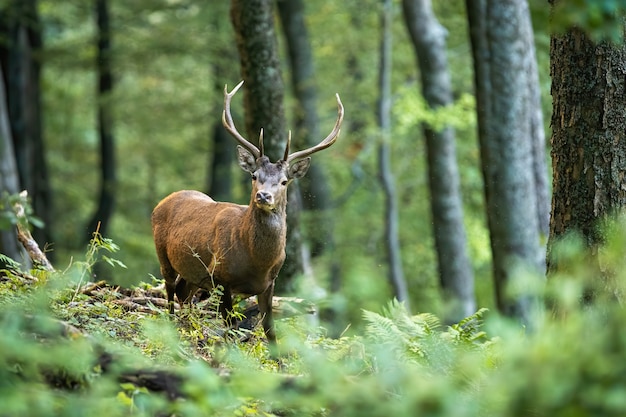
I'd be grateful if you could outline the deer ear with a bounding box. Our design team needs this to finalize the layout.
[237,145,257,173]
[288,157,311,179]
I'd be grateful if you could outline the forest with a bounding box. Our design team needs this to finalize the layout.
[2,0,626,415]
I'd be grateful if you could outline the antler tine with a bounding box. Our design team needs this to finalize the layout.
[283,130,292,161]
[222,81,261,159]
[286,93,344,163]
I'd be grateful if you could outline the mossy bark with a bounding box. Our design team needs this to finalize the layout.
[230,0,304,292]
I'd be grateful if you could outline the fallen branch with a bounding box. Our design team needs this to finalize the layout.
[12,190,53,272]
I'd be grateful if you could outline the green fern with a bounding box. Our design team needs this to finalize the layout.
[363,300,493,367]
[0,254,21,273]
[444,307,490,346]
[363,300,442,362]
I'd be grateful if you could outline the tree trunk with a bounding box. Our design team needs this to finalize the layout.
[466,0,545,323]
[230,0,304,293]
[378,0,410,309]
[0,65,29,267]
[206,4,239,204]
[86,0,117,242]
[402,0,476,322]
[276,0,334,260]
[206,123,234,202]
[547,25,626,276]
[0,0,51,251]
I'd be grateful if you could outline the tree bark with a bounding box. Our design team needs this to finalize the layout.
[466,0,545,323]
[547,26,626,275]
[86,0,117,241]
[378,0,410,309]
[206,4,239,204]
[276,0,334,260]
[402,0,476,321]
[0,64,29,267]
[0,0,51,251]
[206,123,234,202]
[230,0,304,292]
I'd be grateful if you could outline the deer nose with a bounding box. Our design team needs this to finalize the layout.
[256,190,274,205]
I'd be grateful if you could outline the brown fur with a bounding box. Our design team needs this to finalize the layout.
[152,81,343,342]
[151,155,309,342]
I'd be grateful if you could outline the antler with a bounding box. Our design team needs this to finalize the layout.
[286,94,344,163]
[222,81,262,159]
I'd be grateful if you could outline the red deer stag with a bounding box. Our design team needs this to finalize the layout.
[151,81,344,341]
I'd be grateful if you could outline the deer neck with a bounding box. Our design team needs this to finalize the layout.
[241,200,287,258]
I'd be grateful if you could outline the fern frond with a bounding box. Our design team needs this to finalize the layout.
[362,309,404,342]
[446,307,490,345]
[0,254,21,272]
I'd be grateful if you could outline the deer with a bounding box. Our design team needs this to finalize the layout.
[151,81,344,342]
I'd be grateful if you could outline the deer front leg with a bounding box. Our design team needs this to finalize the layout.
[258,281,276,342]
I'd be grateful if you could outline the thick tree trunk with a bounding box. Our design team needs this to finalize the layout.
[0,0,51,251]
[466,0,545,323]
[276,0,334,259]
[402,0,476,321]
[230,0,304,292]
[86,0,116,241]
[547,27,626,275]
[378,0,410,309]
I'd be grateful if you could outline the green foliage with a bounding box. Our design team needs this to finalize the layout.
[394,89,477,134]
[4,228,626,416]
[546,0,626,42]
[0,191,44,231]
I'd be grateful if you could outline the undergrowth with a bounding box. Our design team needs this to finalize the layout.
[3,220,626,415]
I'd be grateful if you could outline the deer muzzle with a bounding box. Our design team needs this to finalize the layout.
[255,190,275,210]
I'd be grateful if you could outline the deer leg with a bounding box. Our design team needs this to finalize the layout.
[258,282,276,342]
[218,285,234,327]
[175,278,191,303]
[164,280,176,314]
[160,265,178,314]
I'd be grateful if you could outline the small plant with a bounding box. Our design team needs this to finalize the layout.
[0,191,44,231]
[69,224,126,302]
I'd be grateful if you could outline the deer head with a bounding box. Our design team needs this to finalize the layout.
[222,81,344,213]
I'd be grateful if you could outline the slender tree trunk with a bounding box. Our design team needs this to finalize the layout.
[466,0,545,323]
[0,65,29,267]
[206,4,237,204]
[0,0,51,251]
[547,24,626,277]
[230,0,304,293]
[86,0,116,241]
[206,123,234,202]
[378,0,410,308]
[402,0,476,321]
[276,0,334,260]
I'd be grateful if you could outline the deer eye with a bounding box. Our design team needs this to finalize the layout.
[251,174,257,181]
[281,180,288,186]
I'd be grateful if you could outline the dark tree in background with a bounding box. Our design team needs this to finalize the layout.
[206,3,237,203]
[0,0,51,251]
[547,21,626,276]
[206,123,234,203]
[466,0,546,323]
[0,65,28,267]
[403,0,476,322]
[86,0,116,242]
[230,0,305,292]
